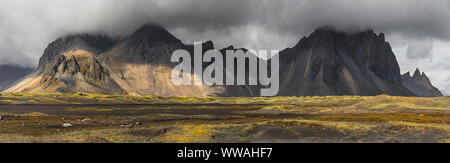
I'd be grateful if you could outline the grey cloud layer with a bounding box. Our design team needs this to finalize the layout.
[0,0,449,92]
[2,0,450,54]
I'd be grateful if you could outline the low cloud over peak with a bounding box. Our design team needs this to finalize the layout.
[0,0,449,92]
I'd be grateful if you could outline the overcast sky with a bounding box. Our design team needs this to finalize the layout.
[0,0,449,94]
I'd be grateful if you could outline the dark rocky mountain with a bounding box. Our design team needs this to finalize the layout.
[5,50,123,94]
[4,24,442,97]
[401,68,443,97]
[98,24,185,65]
[37,34,116,70]
[0,64,33,91]
[5,34,118,93]
[40,50,124,94]
[275,28,415,96]
[217,46,262,97]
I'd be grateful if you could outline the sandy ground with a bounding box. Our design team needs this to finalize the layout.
[0,104,448,143]
[0,94,448,143]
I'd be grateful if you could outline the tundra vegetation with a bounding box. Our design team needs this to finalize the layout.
[0,93,448,143]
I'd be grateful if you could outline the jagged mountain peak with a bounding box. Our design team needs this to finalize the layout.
[38,33,116,70]
[219,45,251,55]
[5,50,124,94]
[127,23,181,45]
[185,40,215,50]
[310,27,377,37]
[40,50,124,94]
[402,69,442,97]
[52,34,116,52]
[203,40,214,48]
[98,23,186,64]
[44,50,104,76]
[223,45,244,50]
[404,72,411,77]
[276,27,412,96]
[59,33,112,41]
[413,68,422,78]
[406,68,430,80]
[291,27,385,51]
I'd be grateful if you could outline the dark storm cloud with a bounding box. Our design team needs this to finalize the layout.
[2,0,450,63]
[127,0,450,59]
[1,0,450,92]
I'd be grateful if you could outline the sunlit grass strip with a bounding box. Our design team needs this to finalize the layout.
[0,92,372,105]
[157,124,216,143]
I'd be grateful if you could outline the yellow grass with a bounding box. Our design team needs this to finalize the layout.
[158,124,216,143]
[0,93,448,143]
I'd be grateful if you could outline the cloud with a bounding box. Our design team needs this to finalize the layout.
[2,0,450,60]
[0,0,449,91]
[406,39,434,60]
[393,40,450,95]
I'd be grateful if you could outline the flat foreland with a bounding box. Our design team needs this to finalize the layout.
[0,93,448,143]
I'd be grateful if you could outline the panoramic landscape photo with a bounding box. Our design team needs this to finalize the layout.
[0,0,449,143]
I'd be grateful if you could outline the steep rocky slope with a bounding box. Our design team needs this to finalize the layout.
[37,34,116,70]
[275,28,415,96]
[6,50,123,94]
[5,34,118,93]
[401,68,443,97]
[217,46,262,97]
[97,24,223,96]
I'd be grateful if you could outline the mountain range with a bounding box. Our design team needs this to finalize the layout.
[1,24,443,97]
[276,28,414,96]
[401,68,443,97]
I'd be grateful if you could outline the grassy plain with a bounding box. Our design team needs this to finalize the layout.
[0,93,448,143]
